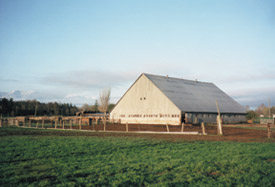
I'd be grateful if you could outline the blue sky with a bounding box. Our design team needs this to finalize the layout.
[0,0,274,108]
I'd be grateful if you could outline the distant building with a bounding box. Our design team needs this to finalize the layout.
[110,73,246,125]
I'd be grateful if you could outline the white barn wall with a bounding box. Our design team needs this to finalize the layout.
[110,74,181,125]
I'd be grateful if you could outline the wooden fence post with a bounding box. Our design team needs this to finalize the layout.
[201,122,206,135]
[92,119,95,131]
[103,117,106,132]
[126,122,128,132]
[28,120,31,127]
[181,122,185,132]
[0,114,2,127]
[267,123,271,139]
[79,118,82,130]
[216,100,223,135]
[216,115,223,135]
[166,124,169,133]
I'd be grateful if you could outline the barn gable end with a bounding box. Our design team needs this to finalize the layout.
[110,74,181,125]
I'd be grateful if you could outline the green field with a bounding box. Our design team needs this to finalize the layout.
[0,127,275,186]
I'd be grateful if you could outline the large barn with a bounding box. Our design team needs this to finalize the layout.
[110,73,246,125]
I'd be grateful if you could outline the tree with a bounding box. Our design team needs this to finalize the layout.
[99,88,111,131]
[246,110,257,120]
[1,98,10,116]
[108,104,115,113]
[93,100,98,112]
[81,104,90,111]
[34,101,39,116]
[255,104,266,116]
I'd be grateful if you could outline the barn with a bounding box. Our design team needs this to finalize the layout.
[110,73,246,125]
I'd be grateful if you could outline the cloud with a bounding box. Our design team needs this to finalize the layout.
[214,72,275,84]
[228,86,275,108]
[41,70,139,89]
[0,78,19,83]
[0,90,34,100]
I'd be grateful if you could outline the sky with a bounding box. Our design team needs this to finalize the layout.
[0,0,274,108]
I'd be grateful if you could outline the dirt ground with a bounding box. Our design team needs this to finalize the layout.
[57,123,275,142]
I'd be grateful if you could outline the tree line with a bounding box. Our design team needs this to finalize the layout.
[0,98,116,117]
[246,104,275,120]
[0,98,78,117]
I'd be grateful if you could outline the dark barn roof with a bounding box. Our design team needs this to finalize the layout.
[145,73,246,114]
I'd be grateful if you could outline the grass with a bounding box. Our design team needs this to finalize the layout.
[0,127,275,186]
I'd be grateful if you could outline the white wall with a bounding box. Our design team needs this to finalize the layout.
[110,74,181,125]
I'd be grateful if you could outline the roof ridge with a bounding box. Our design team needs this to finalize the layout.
[143,73,212,84]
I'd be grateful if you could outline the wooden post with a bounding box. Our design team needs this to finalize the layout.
[181,122,185,132]
[267,123,271,139]
[216,100,223,135]
[216,115,223,135]
[92,119,95,131]
[70,120,72,129]
[103,117,106,132]
[28,120,31,127]
[126,122,128,132]
[166,124,169,133]
[79,118,81,130]
[201,122,206,135]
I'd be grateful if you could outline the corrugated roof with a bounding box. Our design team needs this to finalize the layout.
[144,73,246,114]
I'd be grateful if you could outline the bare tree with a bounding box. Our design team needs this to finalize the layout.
[99,88,111,131]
